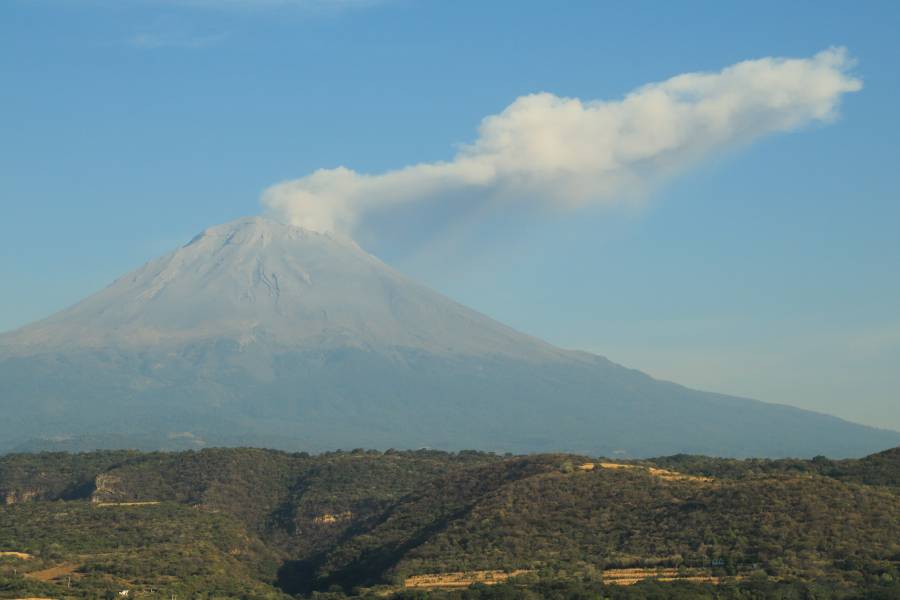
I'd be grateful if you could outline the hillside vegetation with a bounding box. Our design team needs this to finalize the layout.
[1,447,898,599]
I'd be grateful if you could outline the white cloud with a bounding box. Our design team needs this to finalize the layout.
[262,48,862,235]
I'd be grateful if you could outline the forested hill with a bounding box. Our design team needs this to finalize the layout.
[0,446,898,599]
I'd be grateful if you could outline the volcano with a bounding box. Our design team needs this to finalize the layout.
[1,217,896,457]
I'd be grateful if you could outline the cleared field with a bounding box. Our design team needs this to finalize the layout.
[93,501,161,508]
[0,551,34,560]
[401,567,725,589]
[603,567,723,585]
[24,563,80,582]
[404,569,531,589]
[592,462,713,482]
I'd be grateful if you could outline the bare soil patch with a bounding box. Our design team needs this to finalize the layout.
[603,567,723,585]
[404,569,531,589]
[597,463,713,483]
[93,501,161,508]
[25,563,80,582]
[0,551,34,560]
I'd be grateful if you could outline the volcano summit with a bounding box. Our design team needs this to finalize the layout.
[1,217,896,456]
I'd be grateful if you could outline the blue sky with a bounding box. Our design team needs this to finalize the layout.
[2,0,899,430]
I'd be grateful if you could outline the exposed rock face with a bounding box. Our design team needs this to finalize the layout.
[4,490,38,505]
[312,511,353,525]
[91,474,125,504]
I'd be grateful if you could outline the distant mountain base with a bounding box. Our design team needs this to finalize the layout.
[3,346,899,459]
[6,433,209,454]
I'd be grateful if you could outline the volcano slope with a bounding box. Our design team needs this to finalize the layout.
[1,217,897,457]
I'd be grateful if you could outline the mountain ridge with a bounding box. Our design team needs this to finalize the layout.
[0,216,897,458]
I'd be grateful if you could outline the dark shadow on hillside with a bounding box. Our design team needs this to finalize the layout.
[275,505,474,595]
[276,555,325,596]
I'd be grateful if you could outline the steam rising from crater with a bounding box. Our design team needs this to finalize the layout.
[262,48,861,236]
